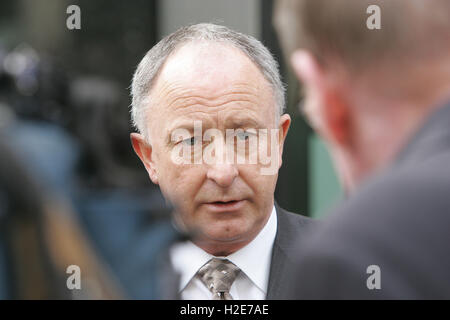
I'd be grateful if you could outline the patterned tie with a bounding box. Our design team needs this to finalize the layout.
[196,258,241,300]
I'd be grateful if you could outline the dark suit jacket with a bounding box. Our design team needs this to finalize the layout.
[158,204,316,299]
[266,204,316,299]
[287,100,450,299]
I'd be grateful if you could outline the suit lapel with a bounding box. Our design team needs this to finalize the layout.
[266,241,291,299]
[266,204,314,299]
[266,205,294,299]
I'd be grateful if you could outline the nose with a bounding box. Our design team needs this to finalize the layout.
[206,162,238,188]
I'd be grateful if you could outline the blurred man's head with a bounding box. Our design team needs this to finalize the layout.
[275,0,450,193]
[130,24,290,256]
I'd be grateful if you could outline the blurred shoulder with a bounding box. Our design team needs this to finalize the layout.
[275,204,318,227]
[288,160,450,298]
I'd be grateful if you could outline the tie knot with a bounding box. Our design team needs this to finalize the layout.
[196,258,241,299]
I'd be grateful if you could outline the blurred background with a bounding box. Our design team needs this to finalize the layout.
[0,0,340,299]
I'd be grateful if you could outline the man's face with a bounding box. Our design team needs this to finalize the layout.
[134,42,290,253]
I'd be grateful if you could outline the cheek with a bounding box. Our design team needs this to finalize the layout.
[239,166,277,202]
[158,162,205,206]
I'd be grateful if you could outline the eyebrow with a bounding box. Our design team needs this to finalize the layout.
[165,119,211,145]
[168,117,214,132]
[223,116,264,129]
[169,117,263,132]
[164,115,266,144]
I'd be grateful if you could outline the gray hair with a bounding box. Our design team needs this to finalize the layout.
[130,23,285,141]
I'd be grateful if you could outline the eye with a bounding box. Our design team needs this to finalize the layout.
[181,136,199,146]
[236,130,255,141]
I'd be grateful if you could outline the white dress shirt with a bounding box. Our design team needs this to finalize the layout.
[170,206,278,300]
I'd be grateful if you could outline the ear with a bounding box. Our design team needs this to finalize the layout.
[130,133,159,184]
[291,49,352,148]
[322,90,352,147]
[277,113,291,168]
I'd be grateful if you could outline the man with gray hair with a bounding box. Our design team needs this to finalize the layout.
[130,23,314,299]
[275,0,450,298]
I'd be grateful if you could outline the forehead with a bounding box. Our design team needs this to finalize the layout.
[145,42,276,142]
[157,41,268,92]
[150,42,273,112]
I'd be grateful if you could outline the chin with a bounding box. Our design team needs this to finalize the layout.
[201,223,249,243]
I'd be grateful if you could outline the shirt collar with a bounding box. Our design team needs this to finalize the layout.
[227,205,277,293]
[170,206,278,293]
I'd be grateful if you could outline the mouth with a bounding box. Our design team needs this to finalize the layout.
[204,199,245,212]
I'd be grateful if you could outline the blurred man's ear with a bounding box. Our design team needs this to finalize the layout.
[277,113,291,168]
[291,50,353,150]
[130,133,159,184]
